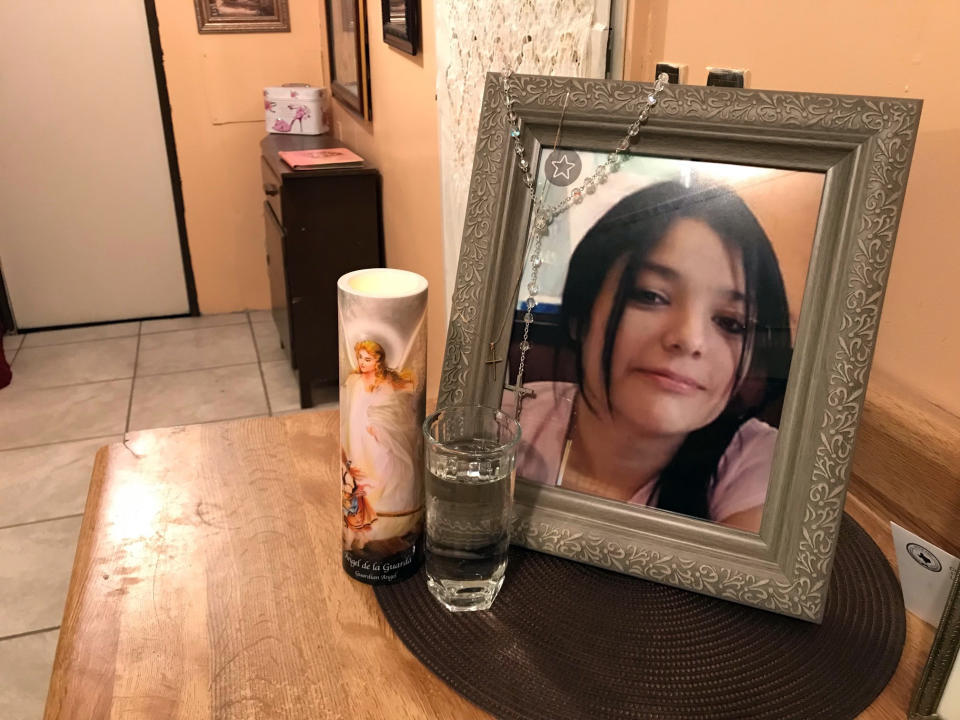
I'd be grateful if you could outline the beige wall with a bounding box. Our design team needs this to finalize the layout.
[626,1,960,417]
[324,0,445,394]
[155,0,326,314]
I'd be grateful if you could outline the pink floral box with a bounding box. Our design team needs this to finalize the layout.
[264,85,330,136]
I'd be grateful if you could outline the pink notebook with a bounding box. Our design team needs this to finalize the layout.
[278,148,364,170]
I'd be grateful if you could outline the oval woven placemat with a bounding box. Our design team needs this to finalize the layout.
[374,514,904,720]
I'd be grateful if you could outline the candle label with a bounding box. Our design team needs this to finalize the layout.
[338,274,428,585]
[341,545,421,584]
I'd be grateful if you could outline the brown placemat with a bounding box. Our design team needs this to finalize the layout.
[374,514,904,720]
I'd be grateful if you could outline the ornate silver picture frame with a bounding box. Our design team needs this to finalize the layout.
[438,73,922,622]
[910,573,960,719]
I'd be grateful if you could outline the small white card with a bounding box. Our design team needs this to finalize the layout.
[891,522,959,627]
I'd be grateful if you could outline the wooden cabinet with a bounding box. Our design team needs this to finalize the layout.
[260,134,384,407]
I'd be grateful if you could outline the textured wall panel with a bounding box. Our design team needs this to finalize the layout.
[434,1,603,301]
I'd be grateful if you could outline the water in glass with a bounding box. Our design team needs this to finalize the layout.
[425,438,514,611]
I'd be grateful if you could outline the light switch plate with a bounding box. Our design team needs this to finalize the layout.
[705,67,750,88]
[655,62,688,85]
[891,522,959,626]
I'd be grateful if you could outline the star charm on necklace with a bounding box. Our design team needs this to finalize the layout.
[550,153,576,181]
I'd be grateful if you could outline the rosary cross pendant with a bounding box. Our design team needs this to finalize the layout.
[505,381,536,419]
[504,382,536,401]
[484,342,503,367]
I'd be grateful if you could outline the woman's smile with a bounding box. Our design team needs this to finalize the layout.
[633,366,706,394]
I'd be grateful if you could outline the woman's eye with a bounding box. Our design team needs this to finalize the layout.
[714,315,746,335]
[631,288,668,305]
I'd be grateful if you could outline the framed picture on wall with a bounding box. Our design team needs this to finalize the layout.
[438,72,922,622]
[326,0,373,120]
[194,0,290,34]
[381,0,420,55]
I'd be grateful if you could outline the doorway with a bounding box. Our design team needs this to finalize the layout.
[0,0,196,330]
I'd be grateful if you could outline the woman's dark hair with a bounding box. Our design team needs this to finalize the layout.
[559,180,792,520]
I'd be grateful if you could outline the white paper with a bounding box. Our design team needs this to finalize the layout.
[890,522,959,627]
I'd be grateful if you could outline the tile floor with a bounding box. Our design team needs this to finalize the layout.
[0,311,336,719]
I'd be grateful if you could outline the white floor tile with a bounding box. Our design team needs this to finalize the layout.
[261,360,302,414]
[0,437,118,528]
[21,322,139,348]
[129,364,268,431]
[10,337,137,389]
[252,321,286,363]
[137,324,256,376]
[0,517,82,637]
[248,309,273,323]
[0,380,131,451]
[141,313,247,334]
[2,334,24,353]
[0,629,59,720]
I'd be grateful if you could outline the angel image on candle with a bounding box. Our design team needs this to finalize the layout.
[340,336,423,552]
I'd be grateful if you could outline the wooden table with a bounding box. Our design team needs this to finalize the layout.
[44,411,932,719]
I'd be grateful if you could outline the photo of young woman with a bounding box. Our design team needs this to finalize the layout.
[502,179,797,533]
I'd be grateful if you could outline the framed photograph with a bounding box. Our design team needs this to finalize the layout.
[325,0,373,120]
[911,573,960,719]
[194,0,290,34]
[437,73,922,621]
[381,0,420,55]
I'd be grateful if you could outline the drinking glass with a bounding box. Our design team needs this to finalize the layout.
[422,405,522,611]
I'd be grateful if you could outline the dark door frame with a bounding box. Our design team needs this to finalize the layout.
[143,0,199,317]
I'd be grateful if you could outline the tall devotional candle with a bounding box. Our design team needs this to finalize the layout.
[337,268,428,584]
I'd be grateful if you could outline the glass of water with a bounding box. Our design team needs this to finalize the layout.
[422,405,521,612]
